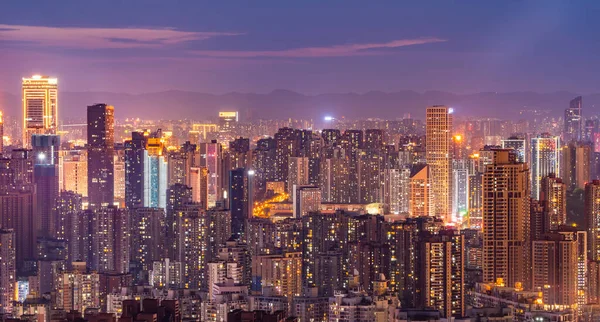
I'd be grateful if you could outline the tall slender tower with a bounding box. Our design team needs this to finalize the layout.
[564,96,582,143]
[22,75,58,148]
[426,106,453,222]
[199,140,223,208]
[482,149,530,289]
[0,229,15,316]
[87,104,115,209]
[586,180,600,261]
[531,134,560,200]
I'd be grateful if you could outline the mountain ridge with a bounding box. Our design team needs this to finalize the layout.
[1,89,598,121]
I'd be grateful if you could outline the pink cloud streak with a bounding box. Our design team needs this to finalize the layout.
[0,24,242,49]
[191,37,446,58]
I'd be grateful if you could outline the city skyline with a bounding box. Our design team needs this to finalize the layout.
[3,3,600,322]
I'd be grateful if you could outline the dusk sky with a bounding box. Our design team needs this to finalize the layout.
[2,1,600,94]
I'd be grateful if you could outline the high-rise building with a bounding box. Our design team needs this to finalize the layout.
[131,207,165,282]
[199,140,223,208]
[151,258,183,289]
[288,156,310,195]
[61,150,88,197]
[483,149,530,289]
[426,106,453,222]
[322,129,341,147]
[293,186,321,218]
[145,137,168,209]
[0,229,15,315]
[167,142,197,187]
[32,135,60,238]
[9,149,34,188]
[383,167,411,215]
[532,231,579,308]
[502,136,527,163]
[55,265,100,313]
[342,130,363,203]
[586,180,600,261]
[175,203,208,289]
[113,151,126,205]
[22,75,58,148]
[357,149,383,204]
[409,164,430,217]
[562,141,591,191]
[364,129,384,151]
[418,230,464,318]
[452,159,469,223]
[320,154,350,204]
[125,132,147,208]
[540,174,567,232]
[228,137,251,170]
[531,134,560,200]
[87,104,115,209]
[275,128,300,189]
[0,189,37,270]
[90,207,130,273]
[252,252,302,299]
[564,96,583,143]
[229,168,249,238]
[54,191,82,263]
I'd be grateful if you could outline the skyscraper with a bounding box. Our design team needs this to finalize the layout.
[483,149,530,289]
[131,207,166,281]
[540,174,567,232]
[418,229,464,318]
[0,189,37,271]
[383,167,411,215]
[531,231,579,308]
[502,136,527,163]
[145,137,168,209]
[199,140,223,208]
[125,132,147,208]
[87,104,115,209]
[586,180,600,261]
[562,141,591,191]
[31,134,60,237]
[426,106,453,222]
[452,159,469,222]
[0,229,15,315]
[293,186,321,218]
[22,75,58,148]
[531,134,560,200]
[61,150,88,197]
[564,96,583,143]
[409,164,430,217]
[229,168,249,237]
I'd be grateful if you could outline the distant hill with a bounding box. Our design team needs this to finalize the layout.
[1,89,599,121]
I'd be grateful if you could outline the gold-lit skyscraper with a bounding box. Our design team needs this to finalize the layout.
[22,75,58,148]
[426,106,453,222]
[482,149,530,289]
[586,180,600,261]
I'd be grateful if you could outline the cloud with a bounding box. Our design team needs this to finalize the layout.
[0,24,242,49]
[191,37,446,58]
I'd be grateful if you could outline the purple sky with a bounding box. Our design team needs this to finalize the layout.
[1,1,599,94]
